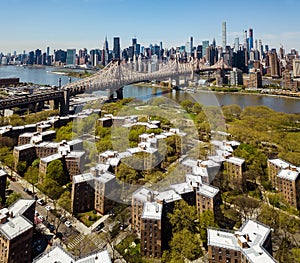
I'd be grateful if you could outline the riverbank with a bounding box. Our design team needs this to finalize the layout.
[133,82,300,101]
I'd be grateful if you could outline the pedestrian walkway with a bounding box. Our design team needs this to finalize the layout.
[67,233,85,250]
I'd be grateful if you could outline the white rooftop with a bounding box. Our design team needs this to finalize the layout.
[198,183,219,198]
[33,246,74,263]
[142,202,162,220]
[40,153,62,163]
[170,182,194,195]
[226,156,245,166]
[277,169,299,181]
[0,215,33,240]
[268,158,290,169]
[73,173,94,184]
[95,171,115,183]
[9,199,35,217]
[155,189,182,203]
[0,169,7,177]
[132,187,156,203]
[208,220,277,263]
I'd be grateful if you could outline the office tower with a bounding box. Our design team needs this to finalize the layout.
[46,46,50,56]
[234,36,240,52]
[190,36,194,57]
[113,37,120,59]
[196,45,202,59]
[202,40,209,57]
[160,41,163,51]
[268,49,280,78]
[249,28,253,50]
[243,30,248,50]
[132,37,137,46]
[28,51,34,65]
[35,49,42,64]
[212,37,216,48]
[54,49,67,64]
[102,37,109,66]
[222,21,227,51]
[66,49,76,65]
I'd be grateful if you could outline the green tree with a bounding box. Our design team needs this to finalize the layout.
[58,191,71,212]
[5,192,21,206]
[116,163,138,184]
[46,159,68,186]
[168,200,198,233]
[42,178,64,200]
[199,210,218,242]
[162,229,203,263]
[16,161,27,176]
[24,166,39,193]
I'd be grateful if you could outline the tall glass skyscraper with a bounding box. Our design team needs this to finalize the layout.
[113,37,120,59]
[222,21,227,51]
[202,40,209,57]
[66,49,76,65]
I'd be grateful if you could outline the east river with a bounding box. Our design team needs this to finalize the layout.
[0,65,299,114]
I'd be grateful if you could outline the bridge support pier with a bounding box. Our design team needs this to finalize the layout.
[59,90,70,116]
[116,87,124,100]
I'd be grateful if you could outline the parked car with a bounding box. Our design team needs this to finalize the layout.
[94,222,104,232]
[34,210,39,216]
[59,216,67,223]
[38,215,45,222]
[45,205,52,211]
[37,198,45,206]
[64,221,72,228]
[23,188,32,195]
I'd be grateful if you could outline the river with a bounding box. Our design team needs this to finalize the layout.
[0,65,299,114]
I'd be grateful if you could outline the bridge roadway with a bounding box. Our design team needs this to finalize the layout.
[0,90,64,111]
[0,59,231,115]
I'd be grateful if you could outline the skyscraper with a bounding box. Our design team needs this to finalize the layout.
[190,36,194,57]
[202,40,209,57]
[66,49,76,65]
[234,36,240,52]
[222,21,227,51]
[113,37,120,59]
[249,28,254,50]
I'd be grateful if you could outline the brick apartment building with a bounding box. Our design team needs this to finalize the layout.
[207,220,276,263]
[0,169,7,207]
[268,159,300,209]
[0,199,35,263]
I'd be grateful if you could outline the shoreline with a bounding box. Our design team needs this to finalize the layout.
[133,82,300,101]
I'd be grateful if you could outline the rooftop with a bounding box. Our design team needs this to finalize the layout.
[0,215,33,240]
[277,169,299,181]
[33,245,111,263]
[73,173,94,184]
[170,182,194,195]
[0,169,7,177]
[40,153,62,163]
[95,171,115,183]
[208,220,277,263]
[142,201,162,220]
[226,156,245,166]
[155,189,182,203]
[132,187,156,203]
[268,158,290,169]
[9,199,35,217]
[198,183,219,198]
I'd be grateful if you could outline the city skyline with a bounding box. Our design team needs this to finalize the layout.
[1,0,300,54]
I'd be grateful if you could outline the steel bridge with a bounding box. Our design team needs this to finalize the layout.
[0,58,231,115]
[64,58,231,95]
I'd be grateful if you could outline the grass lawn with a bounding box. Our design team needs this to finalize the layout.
[77,210,101,227]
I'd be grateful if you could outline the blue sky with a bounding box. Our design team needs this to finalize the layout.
[1,0,300,54]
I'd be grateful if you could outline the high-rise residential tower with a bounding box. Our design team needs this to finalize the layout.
[190,36,194,57]
[113,37,120,59]
[222,21,227,51]
[249,28,254,50]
